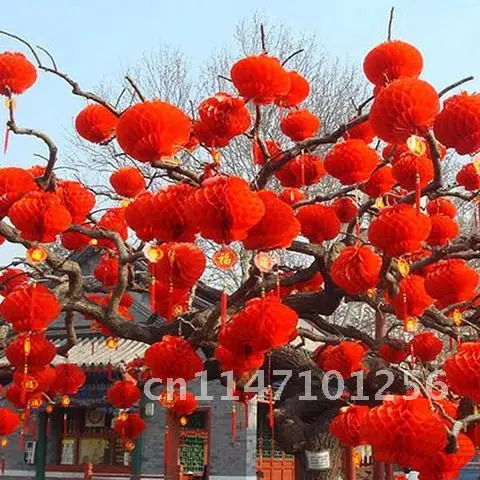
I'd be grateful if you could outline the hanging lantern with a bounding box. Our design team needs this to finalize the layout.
[0,167,37,219]
[170,391,198,417]
[456,162,480,191]
[6,333,56,370]
[426,197,457,218]
[93,254,120,287]
[296,204,341,244]
[230,55,291,105]
[143,244,165,263]
[105,337,119,350]
[0,268,29,297]
[116,101,191,163]
[4,384,43,409]
[332,197,358,223]
[149,281,190,321]
[75,104,117,144]
[0,52,37,96]
[280,109,320,142]
[55,180,96,225]
[378,339,408,364]
[391,152,434,191]
[343,118,376,144]
[324,139,379,185]
[369,78,440,144]
[113,412,145,440]
[252,139,282,166]
[426,214,459,247]
[215,345,264,378]
[50,364,86,396]
[243,191,300,250]
[363,40,423,87]
[278,188,306,206]
[275,70,310,107]
[0,408,20,441]
[158,391,176,408]
[26,246,48,264]
[107,381,141,409]
[275,153,325,188]
[315,341,365,379]
[329,405,369,446]
[109,167,146,198]
[409,332,443,363]
[14,365,56,393]
[362,165,396,198]
[60,395,71,407]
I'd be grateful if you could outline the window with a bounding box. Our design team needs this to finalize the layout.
[179,410,209,477]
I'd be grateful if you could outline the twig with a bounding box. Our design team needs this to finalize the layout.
[218,75,233,83]
[36,44,58,70]
[125,75,146,102]
[260,23,267,53]
[439,76,474,98]
[282,49,304,67]
[387,7,395,41]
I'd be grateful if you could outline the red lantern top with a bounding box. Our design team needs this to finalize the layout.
[0,52,37,96]
[56,180,96,224]
[75,104,118,144]
[109,167,146,198]
[0,268,29,297]
[107,380,141,408]
[6,332,56,369]
[280,109,320,142]
[50,363,86,395]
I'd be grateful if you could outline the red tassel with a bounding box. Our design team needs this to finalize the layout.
[415,173,421,214]
[275,275,281,299]
[107,362,113,381]
[1,458,5,475]
[231,405,237,443]
[244,399,249,430]
[410,343,416,370]
[3,127,9,155]
[268,387,274,431]
[220,289,228,331]
[30,416,37,438]
[150,278,156,313]
[166,282,173,322]
[63,413,67,435]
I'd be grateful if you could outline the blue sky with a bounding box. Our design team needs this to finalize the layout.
[1,0,479,262]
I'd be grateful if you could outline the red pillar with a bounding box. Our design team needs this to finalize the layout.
[385,462,394,480]
[165,411,182,480]
[344,447,356,480]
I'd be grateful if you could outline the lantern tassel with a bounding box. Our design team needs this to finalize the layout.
[415,173,421,214]
[107,361,113,381]
[410,343,416,370]
[231,404,237,443]
[150,278,156,314]
[63,413,67,435]
[1,458,5,475]
[244,399,249,430]
[3,127,9,155]
[220,287,228,332]
[30,416,37,438]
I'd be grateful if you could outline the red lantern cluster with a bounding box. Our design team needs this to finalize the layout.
[6,333,56,369]
[116,101,191,162]
[391,152,434,191]
[456,162,480,191]
[0,268,29,297]
[362,165,396,198]
[14,365,57,394]
[426,214,459,247]
[330,246,382,295]
[378,339,408,364]
[280,109,320,141]
[316,341,365,379]
[324,139,378,185]
[329,406,369,446]
[75,104,117,144]
[426,197,457,218]
[0,167,37,218]
[434,92,480,155]
[231,55,290,105]
[368,204,431,257]
[114,413,145,440]
[332,197,358,223]
[50,363,86,395]
[409,332,443,363]
[275,154,325,188]
[275,70,310,107]
[55,180,96,224]
[107,380,141,408]
[0,52,37,96]
[110,167,146,198]
[296,204,341,243]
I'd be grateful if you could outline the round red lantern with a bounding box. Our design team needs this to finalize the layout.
[0,408,20,436]
[332,197,358,223]
[144,336,204,383]
[324,139,379,185]
[124,191,158,242]
[5,384,43,409]
[252,139,282,166]
[188,176,265,244]
[8,191,72,242]
[278,188,306,206]
[0,52,37,96]
[215,345,264,377]
[330,245,382,295]
[14,365,57,393]
[275,154,325,188]
[329,405,369,446]
[0,268,29,297]
[296,204,341,243]
[424,259,478,309]
[363,40,423,86]
[317,341,365,379]
[0,167,37,218]
[60,228,92,251]
[280,109,320,142]
[426,197,457,218]
[369,78,440,144]
[387,274,433,320]
[116,101,191,163]
[243,190,300,250]
[170,391,198,417]
[368,204,431,257]
[409,332,443,363]
[107,380,141,408]
[94,254,119,287]
[50,363,86,395]
[426,214,459,247]
[0,284,60,332]
[275,70,310,107]
[192,118,231,148]
[75,104,117,144]
[434,92,480,155]
[456,162,480,191]
[110,167,146,198]
[6,333,56,369]
[149,281,190,321]
[378,339,408,364]
[97,207,129,248]
[56,180,96,224]
[343,118,376,144]
[230,55,291,105]
[114,412,145,439]
[391,152,434,191]
[362,165,396,198]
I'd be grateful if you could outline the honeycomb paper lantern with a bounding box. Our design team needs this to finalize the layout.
[296,204,341,243]
[0,52,37,95]
[94,254,119,287]
[409,332,443,363]
[378,339,408,364]
[6,332,56,369]
[107,380,141,408]
[50,363,86,395]
[60,228,92,251]
[14,365,57,393]
[316,341,365,379]
[280,109,321,141]
[170,391,198,417]
[56,180,96,224]
[114,412,145,440]
[75,104,117,144]
[362,165,396,198]
[391,153,434,191]
[275,154,325,188]
[343,118,376,144]
[456,162,480,191]
[0,268,29,297]
[0,167,37,218]
[215,345,264,377]
[332,197,358,223]
[329,406,369,446]
[0,408,20,436]
[109,167,146,198]
[426,197,457,218]
[426,214,459,247]
[275,71,310,107]
[387,274,433,320]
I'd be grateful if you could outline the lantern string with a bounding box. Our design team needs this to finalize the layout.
[231,379,237,443]
[150,277,156,314]
[220,278,228,332]
[415,173,421,215]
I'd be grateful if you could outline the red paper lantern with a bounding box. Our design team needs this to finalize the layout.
[94,254,119,287]
[85,293,133,336]
[188,176,264,244]
[252,139,282,166]
[296,204,341,243]
[324,139,379,185]
[426,214,459,247]
[0,167,37,218]
[0,408,20,436]
[243,190,300,250]
[230,55,291,105]
[6,333,56,369]
[368,204,431,257]
[149,242,206,289]
[198,92,251,139]
[149,282,190,321]
[444,343,480,402]
[50,363,86,395]
[0,284,60,332]
[60,228,92,251]
[124,191,158,242]
[114,413,145,439]
[144,336,203,382]
[387,274,433,320]
[8,191,72,242]
[424,259,479,309]
[220,297,298,354]
[97,208,129,248]
[467,423,480,447]
[275,154,325,188]
[0,52,37,95]
[332,197,358,223]
[316,341,365,379]
[434,92,480,155]
[0,268,29,297]
[391,152,434,191]
[116,101,191,162]
[110,167,146,198]
[369,78,440,144]
[56,180,96,224]
[280,109,320,142]
[215,345,264,377]
[192,118,231,148]
[170,391,198,416]
[279,272,324,297]
[343,118,376,144]
[329,406,369,446]
[107,380,141,408]
[426,197,457,218]
[363,40,423,86]
[456,162,480,191]
[275,71,310,107]
[409,332,443,363]
[5,384,43,409]
[378,339,408,364]
[14,365,57,393]
[75,104,117,144]
[330,245,382,295]
[278,188,306,206]
[362,165,396,198]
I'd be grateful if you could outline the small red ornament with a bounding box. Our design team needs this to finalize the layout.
[391,152,434,191]
[387,274,433,320]
[50,364,86,395]
[75,104,117,144]
[0,268,29,297]
[170,391,198,417]
[378,339,408,364]
[329,406,369,446]
[332,197,358,223]
[213,247,238,271]
[409,332,443,363]
[113,412,145,439]
[0,52,37,96]
[362,165,396,198]
[93,254,120,287]
[110,167,146,198]
[107,381,141,409]
[280,109,320,142]
[426,214,459,247]
[253,252,275,273]
[316,341,365,379]
[0,408,20,436]
[456,162,480,191]
[275,71,310,107]
[0,167,37,218]
[296,204,341,243]
[426,197,457,218]
[275,154,325,188]
[343,118,376,144]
